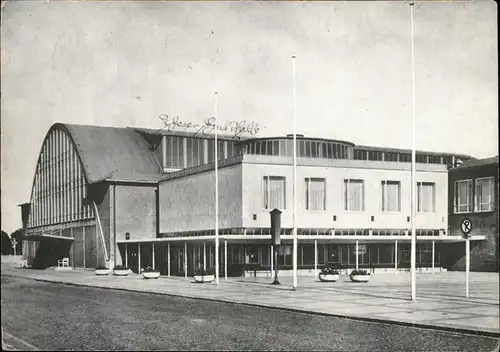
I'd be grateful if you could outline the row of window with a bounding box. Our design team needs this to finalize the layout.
[162,136,237,170]
[262,176,436,213]
[244,139,352,159]
[244,243,440,266]
[240,139,454,165]
[353,150,451,165]
[454,177,495,213]
[29,128,94,228]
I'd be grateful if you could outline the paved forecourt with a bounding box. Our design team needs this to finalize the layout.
[1,264,498,337]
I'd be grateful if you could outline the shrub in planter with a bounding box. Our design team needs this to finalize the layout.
[95,266,110,276]
[193,268,215,283]
[349,269,370,282]
[113,265,130,276]
[142,266,160,279]
[318,266,340,282]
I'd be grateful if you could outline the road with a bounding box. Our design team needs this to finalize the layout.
[1,276,498,351]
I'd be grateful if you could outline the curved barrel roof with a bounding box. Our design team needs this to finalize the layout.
[55,123,163,184]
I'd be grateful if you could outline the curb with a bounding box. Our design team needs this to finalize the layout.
[3,273,500,339]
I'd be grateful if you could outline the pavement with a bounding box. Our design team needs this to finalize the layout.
[1,263,499,338]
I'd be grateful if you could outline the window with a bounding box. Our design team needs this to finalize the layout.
[475,177,495,212]
[305,178,326,210]
[454,179,473,213]
[344,179,365,211]
[400,153,411,162]
[369,151,383,161]
[385,152,399,162]
[416,154,428,163]
[417,182,435,212]
[354,150,367,160]
[263,176,286,210]
[381,181,401,212]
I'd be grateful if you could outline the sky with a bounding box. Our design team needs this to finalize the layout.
[1,0,498,233]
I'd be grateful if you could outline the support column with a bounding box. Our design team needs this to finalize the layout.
[203,242,207,271]
[314,240,318,279]
[465,239,470,298]
[82,225,86,268]
[152,242,155,270]
[432,240,435,274]
[167,242,171,277]
[184,241,188,278]
[125,243,128,268]
[224,240,227,281]
[355,240,359,270]
[138,243,141,273]
[395,240,398,274]
[71,227,75,269]
[270,245,274,278]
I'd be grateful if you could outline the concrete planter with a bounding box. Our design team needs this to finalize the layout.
[318,273,340,282]
[142,271,160,279]
[95,268,110,276]
[350,274,371,283]
[194,274,214,283]
[113,269,130,276]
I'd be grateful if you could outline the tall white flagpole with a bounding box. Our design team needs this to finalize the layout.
[292,55,298,290]
[410,2,417,301]
[214,91,220,285]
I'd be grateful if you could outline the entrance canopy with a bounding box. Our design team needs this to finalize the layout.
[116,234,486,244]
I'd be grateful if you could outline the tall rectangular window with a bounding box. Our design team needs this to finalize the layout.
[305,177,326,210]
[263,176,286,210]
[454,179,473,213]
[417,182,435,212]
[344,179,365,211]
[381,180,401,212]
[475,177,495,212]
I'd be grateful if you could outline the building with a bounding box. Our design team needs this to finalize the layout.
[21,122,492,277]
[444,156,499,272]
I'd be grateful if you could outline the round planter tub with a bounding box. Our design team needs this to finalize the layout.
[142,271,160,279]
[95,269,110,276]
[318,273,340,282]
[113,269,130,276]
[350,274,370,282]
[193,274,215,283]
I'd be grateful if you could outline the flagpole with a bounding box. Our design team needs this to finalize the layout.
[214,91,220,286]
[410,2,417,301]
[292,55,298,290]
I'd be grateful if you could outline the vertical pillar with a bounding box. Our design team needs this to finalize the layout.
[203,242,207,271]
[162,135,167,169]
[71,227,75,269]
[395,240,398,274]
[432,240,435,274]
[184,241,188,278]
[167,242,171,277]
[355,240,359,270]
[138,243,141,273]
[152,242,155,270]
[314,240,318,278]
[83,226,86,268]
[125,243,128,268]
[465,239,470,298]
[224,240,227,281]
[270,245,274,278]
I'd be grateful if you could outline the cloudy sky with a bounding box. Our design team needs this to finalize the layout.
[1,0,497,233]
